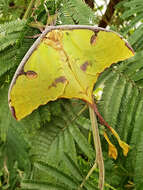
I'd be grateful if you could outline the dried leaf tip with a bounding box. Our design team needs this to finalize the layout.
[110,127,130,157]
[104,132,118,160]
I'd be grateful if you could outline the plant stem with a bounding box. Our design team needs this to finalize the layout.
[89,104,104,190]
[71,105,87,122]
[88,131,92,144]
[23,0,36,20]
[80,161,97,189]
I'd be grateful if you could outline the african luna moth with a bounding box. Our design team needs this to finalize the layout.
[8,25,134,120]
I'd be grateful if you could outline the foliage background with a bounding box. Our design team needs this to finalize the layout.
[0,0,143,189]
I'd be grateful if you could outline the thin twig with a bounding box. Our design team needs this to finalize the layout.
[71,104,88,122]
[4,157,9,184]
[80,161,97,189]
[98,0,121,28]
[23,0,37,20]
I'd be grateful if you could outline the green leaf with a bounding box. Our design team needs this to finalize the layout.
[63,153,83,181]
[69,124,94,159]
[21,180,68,190]
[35,162,78,189]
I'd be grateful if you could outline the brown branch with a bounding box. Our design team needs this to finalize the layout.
[98,0,122,28]
[84,0,94,9]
